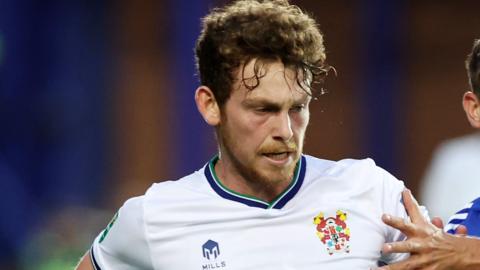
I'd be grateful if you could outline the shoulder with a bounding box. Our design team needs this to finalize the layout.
[145,168,209,199]
[140,167,216,217]
[102,195,146,241]
[91,195,154,269]
[304,154,389,179]
[92,168,207,247]
[434,133,480,159]
[422,134,480,195]
[303,154,404,192]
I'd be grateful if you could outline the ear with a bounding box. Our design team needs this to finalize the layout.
[462,91,480,128]
[195,86,221,126]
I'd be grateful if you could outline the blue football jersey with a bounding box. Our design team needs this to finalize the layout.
[445,197,480,237]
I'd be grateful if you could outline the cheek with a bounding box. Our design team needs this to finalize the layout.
[292,112,310,133]
[239,113,270,136]
[226,114,263,145]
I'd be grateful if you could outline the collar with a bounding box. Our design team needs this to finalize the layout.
[204,155,306,209]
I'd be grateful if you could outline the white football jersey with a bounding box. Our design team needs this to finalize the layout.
[90,155,413,270]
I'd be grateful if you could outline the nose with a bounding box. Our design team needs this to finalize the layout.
[273,111,293,141]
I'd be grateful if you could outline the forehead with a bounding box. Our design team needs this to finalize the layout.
[232,59,310,102]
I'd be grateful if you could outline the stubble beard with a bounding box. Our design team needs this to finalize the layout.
[218,126,302,193]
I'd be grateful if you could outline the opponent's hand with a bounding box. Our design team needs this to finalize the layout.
[431,216,443,229]
[378,189,475,270]
[428,215,466,235]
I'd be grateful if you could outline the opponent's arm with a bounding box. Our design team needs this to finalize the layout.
[379,189,480,270]
[75,251,94,270]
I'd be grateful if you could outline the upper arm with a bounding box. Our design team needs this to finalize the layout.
[379,171,430,264]
[378,168,411,264]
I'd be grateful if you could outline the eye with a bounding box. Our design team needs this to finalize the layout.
[256,106,278,113]
[290,104,305,112]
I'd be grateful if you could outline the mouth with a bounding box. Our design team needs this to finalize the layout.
[261,151,295,165]
[263,152,290,160]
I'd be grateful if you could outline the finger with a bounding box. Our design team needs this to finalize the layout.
[402,189,423,223]
[431,217,444,229]
[382,240,423,254]
[455,225,468,235]
[382,214,416,236]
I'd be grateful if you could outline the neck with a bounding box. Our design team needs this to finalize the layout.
[213,156,293,203]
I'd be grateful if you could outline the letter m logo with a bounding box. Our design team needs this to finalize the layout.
[202,239,220,260]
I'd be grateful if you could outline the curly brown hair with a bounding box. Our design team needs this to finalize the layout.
[466,39,480,96]
[195,0,330,106]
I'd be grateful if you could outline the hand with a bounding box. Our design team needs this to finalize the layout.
[378,189,477,270]
[431,216,444,229]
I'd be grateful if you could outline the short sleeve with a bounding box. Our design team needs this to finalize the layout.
[377,168,430,264]
[90,196,153,270]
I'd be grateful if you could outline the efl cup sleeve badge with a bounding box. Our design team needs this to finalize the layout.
[313,210,351,255]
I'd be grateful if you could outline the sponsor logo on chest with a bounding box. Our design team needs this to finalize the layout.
[202,239,227,269]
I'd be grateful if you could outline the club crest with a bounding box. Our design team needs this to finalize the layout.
[313,210,351,255]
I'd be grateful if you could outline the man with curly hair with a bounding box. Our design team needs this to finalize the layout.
[76,1,419,269]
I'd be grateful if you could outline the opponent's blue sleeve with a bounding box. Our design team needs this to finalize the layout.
[445,197,480,237]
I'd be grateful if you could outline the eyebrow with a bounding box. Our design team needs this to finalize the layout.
[241,96,311,108]
[242,98,282,108]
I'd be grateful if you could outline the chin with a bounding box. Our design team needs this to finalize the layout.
[257,165,296,185]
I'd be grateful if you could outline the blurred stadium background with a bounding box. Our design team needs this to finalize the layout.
[1,0,480,269]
